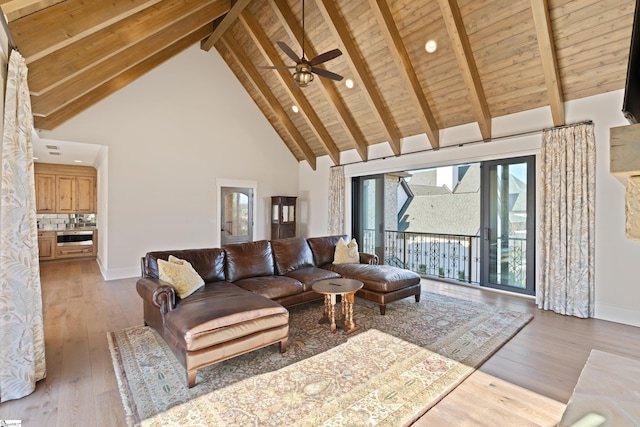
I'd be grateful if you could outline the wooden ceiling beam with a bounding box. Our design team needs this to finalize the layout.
[531,0,565,126]
[31,2,226,117]
[315,0,401,156]
[438,0,492,141]
[26,0,229,95]
[200,0,251,52]
[368,0,440,150]
[7,0,162,62]
[33,26,211,131]
[1,0,64,22]
[219,34,317,170]
[270,0,368,161]
[239,9,341,166]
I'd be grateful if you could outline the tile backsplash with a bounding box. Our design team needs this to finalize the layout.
[37,213,96,230]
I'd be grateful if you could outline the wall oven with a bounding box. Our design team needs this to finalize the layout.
[56,230,93,246]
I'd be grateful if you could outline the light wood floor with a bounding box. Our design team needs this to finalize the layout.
[1,259,639,426]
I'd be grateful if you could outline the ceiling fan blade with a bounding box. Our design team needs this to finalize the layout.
[258,65,296,70]
[312,67,343,81]
[309,48,342,66]
[277,41,301,63]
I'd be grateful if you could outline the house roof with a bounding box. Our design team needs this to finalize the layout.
[3,0,634,170]
[401,192,480,236]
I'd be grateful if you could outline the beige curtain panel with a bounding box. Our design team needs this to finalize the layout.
[328,166,345,235]
[537,122,596,318]
[0,50,46,402]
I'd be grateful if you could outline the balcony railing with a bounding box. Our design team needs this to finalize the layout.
[361,229,526,286]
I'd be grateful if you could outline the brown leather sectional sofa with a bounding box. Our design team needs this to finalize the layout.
[136,235,421,387]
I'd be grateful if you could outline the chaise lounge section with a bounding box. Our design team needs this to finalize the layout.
[137,235,421,387]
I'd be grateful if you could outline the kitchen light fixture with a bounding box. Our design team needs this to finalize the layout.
[425,40,437,53]
[345,78,354,89]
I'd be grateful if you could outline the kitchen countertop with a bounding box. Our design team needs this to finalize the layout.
[38,226,98,232]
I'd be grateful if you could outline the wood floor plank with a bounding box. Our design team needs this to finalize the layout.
[1,260,639,426]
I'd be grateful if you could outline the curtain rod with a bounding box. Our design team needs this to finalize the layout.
[0,12,17,52]
[333,120,593,168]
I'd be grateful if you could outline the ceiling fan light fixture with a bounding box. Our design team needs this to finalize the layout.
[292,63,314,87]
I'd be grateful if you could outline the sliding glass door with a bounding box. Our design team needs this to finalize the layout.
[481,156,535,295]
[352,175,384,262]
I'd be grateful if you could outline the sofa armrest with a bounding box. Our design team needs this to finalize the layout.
[136,277,176,314]
[360,252,379,265]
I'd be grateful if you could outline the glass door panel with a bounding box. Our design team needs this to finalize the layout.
[352,175,384,262]
[220,187,253,245]
[481,156,535,295]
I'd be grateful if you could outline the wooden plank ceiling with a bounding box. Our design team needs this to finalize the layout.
[2,0,634,170]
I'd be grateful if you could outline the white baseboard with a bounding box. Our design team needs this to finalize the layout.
[595,302,640,328]
[99,263,140,281]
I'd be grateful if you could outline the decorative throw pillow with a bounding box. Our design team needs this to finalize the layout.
[158,256,204,299]
[333,237,359,264]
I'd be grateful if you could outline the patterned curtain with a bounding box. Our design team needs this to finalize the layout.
[537,122,595,318]
[328,166,345,235]
[0,50,46,402]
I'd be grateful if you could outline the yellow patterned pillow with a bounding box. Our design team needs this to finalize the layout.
[158,257,204,299]
[333,237,359,264]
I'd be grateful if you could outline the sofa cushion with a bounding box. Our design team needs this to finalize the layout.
[158,257,204,299]
[165,282,288,352]
[333,237,359,264]
[285,266,341,292]
[271,237,315,275]
[234,275,303,299]
[306,235,346,267]
[323,263,420,293]
[145,248,226,283]
[224,240,274,282]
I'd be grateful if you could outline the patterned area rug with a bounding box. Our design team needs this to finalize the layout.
[108,291,532,426]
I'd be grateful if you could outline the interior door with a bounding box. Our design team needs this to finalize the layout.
[481,156,535,295]
[220,187,253,246]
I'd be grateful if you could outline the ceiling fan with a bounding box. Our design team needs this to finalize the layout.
[259,0,343,87]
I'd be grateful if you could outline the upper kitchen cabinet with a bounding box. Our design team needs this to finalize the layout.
[35,163,97,214]
[35,173,56,212]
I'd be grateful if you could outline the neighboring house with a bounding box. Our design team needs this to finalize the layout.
[400,164,481,236]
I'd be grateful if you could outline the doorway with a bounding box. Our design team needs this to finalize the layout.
[220,186,254,246]
[481,156,536,295]
[352,175,384,261]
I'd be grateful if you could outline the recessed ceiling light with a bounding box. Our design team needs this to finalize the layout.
[425,40,437,53]
[345,79,354,89]
[292,105,299,113]
[33,157,39,160]
[73,160,82,163]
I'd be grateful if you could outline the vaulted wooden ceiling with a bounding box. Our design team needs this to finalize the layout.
[1,0,634,170]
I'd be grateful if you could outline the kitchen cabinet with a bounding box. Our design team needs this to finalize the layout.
[76,176,96,213]
[38,229,98,261]
[34,163,97,214]
[37,231,56,260]
[35,174,56,213]
[56,175,95,213]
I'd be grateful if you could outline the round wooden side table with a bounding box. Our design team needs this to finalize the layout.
[312,278,363,333]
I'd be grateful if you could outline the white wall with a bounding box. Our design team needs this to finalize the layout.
[300,90,640,327]
[41,44,300,279]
